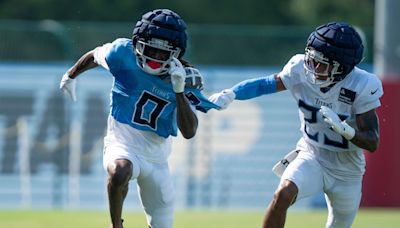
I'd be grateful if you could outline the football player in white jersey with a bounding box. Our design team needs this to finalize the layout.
[59,9,219,228]
[209,22,383,228]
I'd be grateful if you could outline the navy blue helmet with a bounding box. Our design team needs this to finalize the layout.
[132,9,187,75]
[304,22,364,87]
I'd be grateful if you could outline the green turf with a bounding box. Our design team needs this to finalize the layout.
[0,209,399,227]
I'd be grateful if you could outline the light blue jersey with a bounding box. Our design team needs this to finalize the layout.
[98,38,219,138]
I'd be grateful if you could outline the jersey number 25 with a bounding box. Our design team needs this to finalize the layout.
[299,100,349,149]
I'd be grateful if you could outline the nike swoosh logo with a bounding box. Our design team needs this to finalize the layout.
[371,88,378,95]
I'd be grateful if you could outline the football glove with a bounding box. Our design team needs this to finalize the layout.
[208,89,236,110]
[169,57,186,93]
[60,73,77,102]
[320,106,355,140]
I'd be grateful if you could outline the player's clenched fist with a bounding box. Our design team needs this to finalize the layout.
[320,106,355,140]
[169,57,186,93]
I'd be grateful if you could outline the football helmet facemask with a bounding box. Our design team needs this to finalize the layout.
[304,48,343,88]
[135,37,181,75]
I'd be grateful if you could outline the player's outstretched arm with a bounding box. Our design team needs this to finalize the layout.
[65,50,99,79]
[209,74,286,110]
[60,50,99,101]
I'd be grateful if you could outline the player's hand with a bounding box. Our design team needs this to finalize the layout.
[208,89,236,110]
[60,73,77,102]
[320,106,355,140]
[169,57,186,93]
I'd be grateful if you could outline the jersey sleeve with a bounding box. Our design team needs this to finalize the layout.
[231,75,276,100]
[93,43,113,70]
[278,54,304,90]
[353,74,383,114]
[93,38,132,75]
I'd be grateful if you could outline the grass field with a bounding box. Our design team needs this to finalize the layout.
[0,209,399,227]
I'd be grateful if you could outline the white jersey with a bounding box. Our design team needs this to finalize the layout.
[279,54,383,178]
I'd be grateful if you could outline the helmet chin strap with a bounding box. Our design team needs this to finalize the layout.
[320,81,337,93]
[318,72,339,93]
[305,69,334,88]
[317,76,334,88]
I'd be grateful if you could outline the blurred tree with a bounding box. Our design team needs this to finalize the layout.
[172,0,296,25]
[0,0,374,26]
[0,0,375,64]
[288,0,374,26]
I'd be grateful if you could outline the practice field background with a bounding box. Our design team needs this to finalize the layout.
[0,209,399,228]
[0,5,399,227]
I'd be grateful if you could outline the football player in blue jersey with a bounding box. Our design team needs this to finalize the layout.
[209,22,383,228]
[60,9,219,228]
